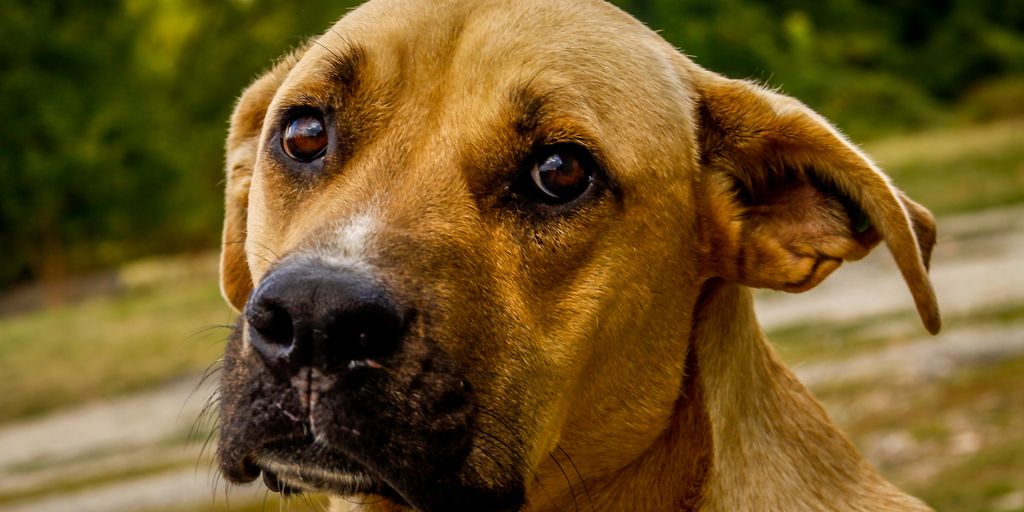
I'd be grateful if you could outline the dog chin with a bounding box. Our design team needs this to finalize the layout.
[251,440,525,512]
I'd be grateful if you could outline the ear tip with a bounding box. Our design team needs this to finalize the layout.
[911,282,941,334]
[919,303,942,334]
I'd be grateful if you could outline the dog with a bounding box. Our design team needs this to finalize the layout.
[215,0,941,510]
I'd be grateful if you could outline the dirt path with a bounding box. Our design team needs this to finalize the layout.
[0,378,215,474]
[1,206,1021,512]
[0,467,275,512]
[794,323,1024,387]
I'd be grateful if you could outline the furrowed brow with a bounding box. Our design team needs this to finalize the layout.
[508,85,551,136]
[319,43,365,88]
[507,85,603,153]
[274,43,367,109]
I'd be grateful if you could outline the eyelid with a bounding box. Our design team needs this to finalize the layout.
[539,135,593,152]
[275,105,327,132]
[531,133,609,174]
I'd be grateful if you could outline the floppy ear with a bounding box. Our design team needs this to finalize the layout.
[221,44,310,312]
[694,74,940,334]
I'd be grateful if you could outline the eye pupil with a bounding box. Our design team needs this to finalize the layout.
[530,148,592,203]
[283,113,327,162]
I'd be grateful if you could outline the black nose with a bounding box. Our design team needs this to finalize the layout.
[245,261,407,376]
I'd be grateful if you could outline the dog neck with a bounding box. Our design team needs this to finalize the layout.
[544,281,925,512]
[646,281,926,511]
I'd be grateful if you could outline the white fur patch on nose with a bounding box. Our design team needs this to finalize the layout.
[338,211,376,257]
[314,210,379,273]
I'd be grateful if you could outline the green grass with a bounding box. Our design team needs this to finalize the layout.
[769,301,1024,365]
[831,355,1024,512]
[0,457,192,506]
[917,434,1024,509]
[866,118,1024,216]
[915,438,1024,512]
[0,253,233,421]
[819,355,1024,438]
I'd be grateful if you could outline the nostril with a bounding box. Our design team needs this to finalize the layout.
[247,300,295,349]
[322,305,406,366]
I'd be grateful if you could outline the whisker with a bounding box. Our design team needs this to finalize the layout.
[198,418,220,463]
[181,324,235,346]
[312,40,345,70]
[340,494,388,507]
[468,420,555,508]
[189,386,221,440]
[548,451,580,512]
[185,359,223,414]
[248,239,283,260]
[246,250,275,267]
[223,238,280,266]
[196,361,224,396]
[476,431,556,507]
[558,445,595,512]
[474,406,522,441]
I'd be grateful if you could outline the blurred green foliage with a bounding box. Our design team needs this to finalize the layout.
[1,0,1022,287]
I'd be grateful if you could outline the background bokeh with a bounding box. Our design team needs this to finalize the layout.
[1,1,1022,511]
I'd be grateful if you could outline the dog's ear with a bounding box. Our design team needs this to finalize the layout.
[695,75,940,334]
[221,43,310,312]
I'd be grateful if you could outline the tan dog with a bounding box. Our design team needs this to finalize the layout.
[215,0,941,510]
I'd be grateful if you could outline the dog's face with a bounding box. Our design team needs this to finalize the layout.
[216,0,939,510]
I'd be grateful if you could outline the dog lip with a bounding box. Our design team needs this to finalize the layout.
[261,470,300,496]
[252,440,404,502]
[257,456,391,497]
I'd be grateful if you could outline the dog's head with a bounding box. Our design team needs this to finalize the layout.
[216,0,939,510]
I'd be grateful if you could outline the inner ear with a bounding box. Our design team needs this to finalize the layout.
[711,166,882,293]
[742,168,881,254]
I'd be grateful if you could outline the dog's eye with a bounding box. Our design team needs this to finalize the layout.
[527,146,594,203]
[282,112,328,162]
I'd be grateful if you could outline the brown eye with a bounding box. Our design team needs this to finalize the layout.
[528,146,593,203]
[282,112,327,162]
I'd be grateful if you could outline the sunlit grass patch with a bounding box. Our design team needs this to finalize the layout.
[0,457,191,506]
[769,301,1024,365]
[912,426,1024,512]
[866,118,1024,216]
[810,354,1024,511]
[0,253,232,421]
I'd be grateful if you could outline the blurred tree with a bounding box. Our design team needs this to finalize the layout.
[0,0,357,287]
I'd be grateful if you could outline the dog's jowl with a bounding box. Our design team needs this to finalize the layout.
[215,1,940,510]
